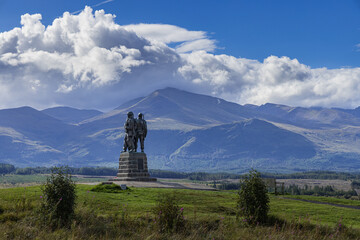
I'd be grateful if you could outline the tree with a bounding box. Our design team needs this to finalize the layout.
[238,169,269,224]
[40,166,76,228]
[0,163,15,174]
[152,193,185,233]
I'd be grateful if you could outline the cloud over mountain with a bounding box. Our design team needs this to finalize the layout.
[0,6,360,110]
[180,52,360,108]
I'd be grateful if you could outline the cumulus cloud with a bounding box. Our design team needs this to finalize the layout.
[179,51,360,108]
[0,6,360,110]
[0,7,182,109]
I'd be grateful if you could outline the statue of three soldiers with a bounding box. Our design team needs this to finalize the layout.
[123,111,147,153]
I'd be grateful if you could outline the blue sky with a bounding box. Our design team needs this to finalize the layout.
[0,0,360,110]
[1,0,359,68]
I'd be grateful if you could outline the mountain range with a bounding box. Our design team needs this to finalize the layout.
[1,87,360,173]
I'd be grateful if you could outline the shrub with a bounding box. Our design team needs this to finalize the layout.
[91,183,130,193]
[40,166,76,228]
[152,193,185,233]
[238,169,269,225]
[0,205,4,215]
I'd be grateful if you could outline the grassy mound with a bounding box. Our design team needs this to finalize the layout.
[90,183,130,193]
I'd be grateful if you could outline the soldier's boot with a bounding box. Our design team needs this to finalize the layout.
[122,138,128,152]
[129,145,135,152]
[141,148,144,153]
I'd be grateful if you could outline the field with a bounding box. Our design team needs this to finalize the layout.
[276,179,353,191]
[1,183,360,239]
[0,174,107,188]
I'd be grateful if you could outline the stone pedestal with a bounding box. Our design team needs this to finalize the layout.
[109,152,156,181]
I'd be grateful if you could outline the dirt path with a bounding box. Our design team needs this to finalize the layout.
[280,196,360,210]
[83,180,217,191]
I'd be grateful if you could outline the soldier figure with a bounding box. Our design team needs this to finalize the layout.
[135,113,147,152]
[123,112,136,152]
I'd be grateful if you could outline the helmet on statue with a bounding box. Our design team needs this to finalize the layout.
[127,111,134,118]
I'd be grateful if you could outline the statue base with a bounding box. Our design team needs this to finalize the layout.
[109,152,157,182]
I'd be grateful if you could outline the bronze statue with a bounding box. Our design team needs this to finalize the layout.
[135,113,147,152]
[123,111,136,152]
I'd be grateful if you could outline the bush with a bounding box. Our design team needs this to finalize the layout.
[91,183,130,193]
[153,193,185,233]
[40,166,76,228]
[238,169,269,225]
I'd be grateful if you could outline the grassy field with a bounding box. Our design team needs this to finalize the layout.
[283,195,360,207]
[0,174,107,188]
[0,185,237,220]
[270,196,360,228]
[1,184,360,239]
[276,179,353,191]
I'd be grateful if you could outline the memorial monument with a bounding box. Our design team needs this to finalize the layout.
[110,112,156,182]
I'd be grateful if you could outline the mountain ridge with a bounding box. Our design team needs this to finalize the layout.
[1,87,360,172]
[42,106,103,124]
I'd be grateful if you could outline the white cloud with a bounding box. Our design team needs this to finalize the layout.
[175,38,216,53]
[123,23,216,53]
[0,6,360,110]
[179,51,360,108]
[0,7,181,109]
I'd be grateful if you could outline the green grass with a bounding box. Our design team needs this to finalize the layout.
[1,185,360,239]
[282,195,360,207]
[76,184,237,219]
[270,195,360,228]
[0,174,48,185]
[0,174,106,188]
[1,185,359,224]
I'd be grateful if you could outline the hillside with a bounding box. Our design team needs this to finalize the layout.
[1,88,360,172]
[42,107,103,124]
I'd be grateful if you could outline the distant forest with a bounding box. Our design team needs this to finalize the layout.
[2,163,360,181]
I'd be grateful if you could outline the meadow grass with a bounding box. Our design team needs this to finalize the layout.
[0,184,360,239]
[270,195,360,228]
[282,195,360,207]
[0,174,107,188]
[77,185,238,220]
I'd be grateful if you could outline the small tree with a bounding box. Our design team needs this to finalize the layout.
[153,193,185,233]
[40,166,76,228]
[238,169,269,224]
[0,204,4,215]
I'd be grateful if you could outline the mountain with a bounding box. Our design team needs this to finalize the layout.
[0,107,73,166]
[160,119,316,172]
[333,106,360,119]
[1,88,360,172]
[42,107,103,124]
[245,103,360,128]
[0,106,77,146]
[80,87,253,131]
